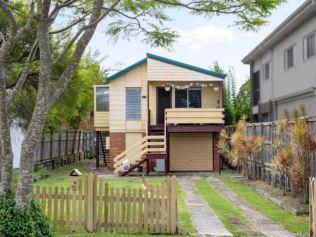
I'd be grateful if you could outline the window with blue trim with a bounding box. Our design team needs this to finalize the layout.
[126,88,141,120]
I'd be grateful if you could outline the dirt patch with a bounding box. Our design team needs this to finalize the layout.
[226,215,265,237]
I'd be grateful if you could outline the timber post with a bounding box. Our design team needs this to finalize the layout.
[86,173,96,232]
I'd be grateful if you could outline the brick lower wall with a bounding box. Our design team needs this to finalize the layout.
[109,133,126,170]
[213,132,221,174]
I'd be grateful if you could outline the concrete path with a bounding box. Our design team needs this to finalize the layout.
[179,178,233,237]
[207,177,297,237]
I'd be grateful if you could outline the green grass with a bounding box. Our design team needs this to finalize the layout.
[193,179,260,237]
[219,176,309,235]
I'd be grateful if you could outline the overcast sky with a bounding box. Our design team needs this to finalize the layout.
[88,0,303,88]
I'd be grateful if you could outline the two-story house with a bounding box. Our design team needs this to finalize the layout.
[94,53,225,176]
[242,0,316,122]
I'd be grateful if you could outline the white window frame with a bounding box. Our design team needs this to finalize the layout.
[95,86,109,112]
[284,44,296,70]
[125,87,142,121]
[303,31,316,61]
[263,61,271,80]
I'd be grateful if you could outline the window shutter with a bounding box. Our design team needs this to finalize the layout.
[126,88,141,120]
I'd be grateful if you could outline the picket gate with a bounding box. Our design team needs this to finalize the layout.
[33,173,178,234]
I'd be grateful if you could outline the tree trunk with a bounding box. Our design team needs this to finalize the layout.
[15,89,50,209]
[0,64,14,193]
[15,0,104,210]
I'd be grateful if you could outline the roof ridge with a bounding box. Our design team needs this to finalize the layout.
[107,53,226,81]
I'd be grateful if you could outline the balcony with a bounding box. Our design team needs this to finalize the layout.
[165,108,224,125]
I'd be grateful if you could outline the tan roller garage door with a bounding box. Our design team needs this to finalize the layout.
[169,133,213,171]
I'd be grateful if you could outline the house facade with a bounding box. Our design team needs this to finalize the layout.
[242,0,316,122]
[94,53,225,175]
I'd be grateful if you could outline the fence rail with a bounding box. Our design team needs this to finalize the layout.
[225,117,316,193]
[33,174,178,234]
[34,130,95,169]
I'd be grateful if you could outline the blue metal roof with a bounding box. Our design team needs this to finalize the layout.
[107,53,226,81]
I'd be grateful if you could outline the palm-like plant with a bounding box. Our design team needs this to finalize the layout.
[273,107,316,203]
[218,116,265,180]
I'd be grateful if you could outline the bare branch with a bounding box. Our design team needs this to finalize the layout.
[52,0,121,67]
[49,0,79,18]
[50,0,121,104]
[49,12,90,34]
[0,0,17,36]
[17,1,35,38]
[9,38,39,99]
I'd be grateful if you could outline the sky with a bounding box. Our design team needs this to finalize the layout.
[88,0,303,89]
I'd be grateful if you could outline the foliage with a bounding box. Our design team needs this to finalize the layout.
[0,192,53,237]
[10,51,105,132]
[235,79,250,121]
[211,61,235,125]
[218,116,264,179]
[210,62,250,125]
[273,107,316,203]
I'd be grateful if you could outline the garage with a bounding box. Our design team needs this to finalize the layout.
[169,133,213,171]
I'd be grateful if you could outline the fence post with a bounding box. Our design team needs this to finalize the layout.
[86,173,96,232]
[78,130,82,160]
[169,176,177,234]
[50,132,54,169]
[40,136,45,163]
[58,132,62,167]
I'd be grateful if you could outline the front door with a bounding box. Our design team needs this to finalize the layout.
[157,88,172,124]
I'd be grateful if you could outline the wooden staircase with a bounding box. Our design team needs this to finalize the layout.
[113,135,166,176]
[96,131,109,167]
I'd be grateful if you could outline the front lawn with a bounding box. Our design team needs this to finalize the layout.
[35,161,195,236]
[219,176,309,235]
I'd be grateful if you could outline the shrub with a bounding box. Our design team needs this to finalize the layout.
[218,116,265,180]
[0,192,53,237]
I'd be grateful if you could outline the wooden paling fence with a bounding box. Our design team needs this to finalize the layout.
[33,174,178,234]
[225,117,316,193]
[34,130,95,169]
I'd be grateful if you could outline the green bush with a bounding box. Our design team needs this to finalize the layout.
[0,192,53,237]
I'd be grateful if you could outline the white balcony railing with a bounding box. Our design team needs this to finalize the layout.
[165,108,224,125]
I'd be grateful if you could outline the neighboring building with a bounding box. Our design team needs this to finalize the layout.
[94,53,225,175]
[242,0,316,122]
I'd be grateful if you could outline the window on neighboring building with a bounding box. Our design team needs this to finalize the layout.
[284,46,295,70]
[304,32,315,60]
[262,113,270,122]
[263,62,271,80]
[252,71,260,106]
[126,88,141,120]
[175,88,201,108]
[96,87,109,112]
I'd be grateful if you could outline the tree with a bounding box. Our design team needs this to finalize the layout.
[10,51,105,132]
[235,79,250,121]
[211,62,237,125]
[0,0,286,210]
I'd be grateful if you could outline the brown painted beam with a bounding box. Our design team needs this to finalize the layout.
[167,125,224,133]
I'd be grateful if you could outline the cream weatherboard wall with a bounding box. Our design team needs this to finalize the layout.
[109,64,147,149]
[147,58,223,81]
